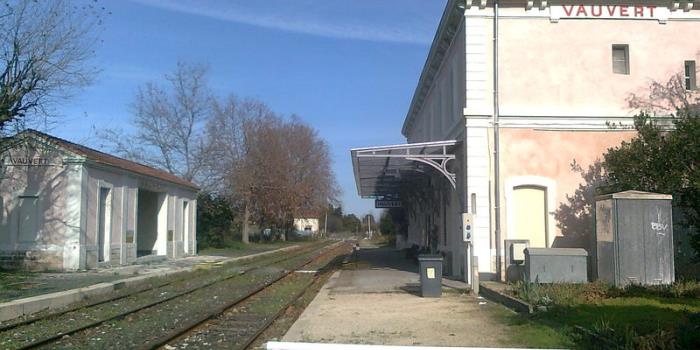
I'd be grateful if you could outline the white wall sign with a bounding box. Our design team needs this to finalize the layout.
[551,5,670,23]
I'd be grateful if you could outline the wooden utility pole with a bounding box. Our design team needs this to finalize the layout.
[242,200,250,244]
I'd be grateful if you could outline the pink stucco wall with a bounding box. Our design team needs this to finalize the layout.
[499,18,700,117]
[500,128,636,238]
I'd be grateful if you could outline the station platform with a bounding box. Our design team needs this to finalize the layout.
[282,245,533,348]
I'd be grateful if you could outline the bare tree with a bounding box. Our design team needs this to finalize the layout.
[205,101,338,243]
[204,96,277,243]
[104,62,339,245]
[101,62,211,182]
[0,0,104,131]
[242,116,339,240]
[627,72,700,115]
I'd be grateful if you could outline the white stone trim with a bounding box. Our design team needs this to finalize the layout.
[95,180,113,263]
[463,113,676,130]
[504,176,557,248]
[63,163,83,270]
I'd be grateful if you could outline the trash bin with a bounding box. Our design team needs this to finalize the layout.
[418,255,443,297]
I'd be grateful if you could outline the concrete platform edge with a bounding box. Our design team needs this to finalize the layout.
[267,341,563,350]
[478,283,533,314]
[0,244,300,323]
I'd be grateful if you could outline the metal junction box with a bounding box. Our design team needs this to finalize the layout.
[504,239,529,283]
[595,190,674,286]
[524,248,588,283]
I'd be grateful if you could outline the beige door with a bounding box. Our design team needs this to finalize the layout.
[512,185,548,247]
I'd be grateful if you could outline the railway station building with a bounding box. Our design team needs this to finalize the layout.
[352,0,700,282]
[0,130,199,271]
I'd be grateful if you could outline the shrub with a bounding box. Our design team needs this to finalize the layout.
[509,280,700,308]
[508,281,614,307]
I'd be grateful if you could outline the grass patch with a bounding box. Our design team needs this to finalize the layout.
[0,270,37,301]
[504,281,700,349]
[490,305,573,348]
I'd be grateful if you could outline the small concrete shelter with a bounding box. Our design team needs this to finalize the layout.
[0,130,198,270]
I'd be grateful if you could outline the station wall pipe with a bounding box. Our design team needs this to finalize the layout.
[492,0,502,281]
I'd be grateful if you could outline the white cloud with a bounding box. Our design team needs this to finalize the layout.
[128,0,437,45]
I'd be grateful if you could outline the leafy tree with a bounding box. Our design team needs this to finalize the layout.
[323,204,344,232]
[555,111,700,261]
[342,213,361,232]
[379,211,397,236]
[604,112,700,256]
[196,192,237,249]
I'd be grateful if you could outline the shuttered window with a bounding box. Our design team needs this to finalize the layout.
[612,45,630,75]
[685,60,697,90]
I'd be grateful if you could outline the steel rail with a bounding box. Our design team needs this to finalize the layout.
[0,244,313,334]
[237,263,330,350]
[147,242,348,350]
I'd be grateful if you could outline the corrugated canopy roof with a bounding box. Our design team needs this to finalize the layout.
[351,140,458,199]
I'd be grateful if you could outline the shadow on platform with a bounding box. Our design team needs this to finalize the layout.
[334,246,468,294]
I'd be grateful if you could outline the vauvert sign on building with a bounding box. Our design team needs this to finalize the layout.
[551,5,671,23]
[2,144,60,166]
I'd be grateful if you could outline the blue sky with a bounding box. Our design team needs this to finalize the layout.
[53,0,447,216]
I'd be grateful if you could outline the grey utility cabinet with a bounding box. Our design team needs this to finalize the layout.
[595,190,674,286]
[524,248,588,283]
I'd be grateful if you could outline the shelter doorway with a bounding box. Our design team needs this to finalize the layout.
[137,189,165,257]
[511,185,548,247]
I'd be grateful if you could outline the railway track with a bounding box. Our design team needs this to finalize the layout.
[0,245,302,334]
[0,241,345,350]
[155,241,350,350]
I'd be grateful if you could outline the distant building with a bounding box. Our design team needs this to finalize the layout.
[293,217,320,236]
[352,1,699,282]
[0,130,199,270]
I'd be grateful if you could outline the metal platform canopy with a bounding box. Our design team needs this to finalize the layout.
[351,140,458,199]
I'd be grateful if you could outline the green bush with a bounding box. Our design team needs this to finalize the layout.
[508,281,613,306]
[196,192,239,250]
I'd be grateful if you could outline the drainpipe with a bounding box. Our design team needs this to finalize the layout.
[493,0,502,281]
